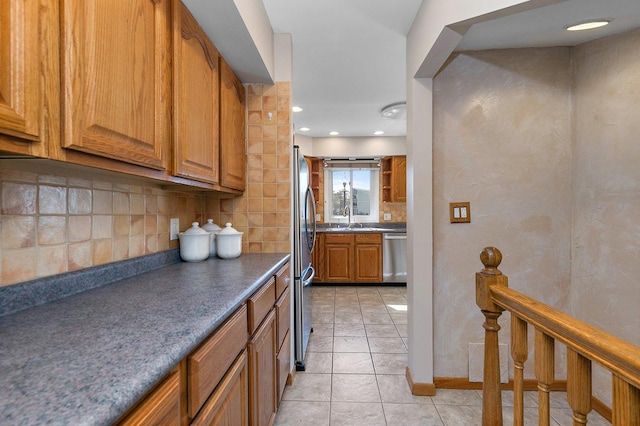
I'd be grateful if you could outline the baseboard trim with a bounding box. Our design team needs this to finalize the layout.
[432,377,612,420]
[406,367,436,396]
[591,396,612,422]
[287,366,296,386]
[434,377,567,391]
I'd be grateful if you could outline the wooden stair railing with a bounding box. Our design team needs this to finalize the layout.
[476,247,640,426]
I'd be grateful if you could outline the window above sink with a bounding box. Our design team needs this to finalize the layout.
[324,166,380,225]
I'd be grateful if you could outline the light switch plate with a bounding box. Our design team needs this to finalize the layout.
[449,202,471,223]
[170,218,179,240]
[383,213,391,221]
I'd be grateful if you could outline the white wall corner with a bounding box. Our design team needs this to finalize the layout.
[274,33,292,82]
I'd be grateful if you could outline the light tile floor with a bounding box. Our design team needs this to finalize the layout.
[274,285,611,426]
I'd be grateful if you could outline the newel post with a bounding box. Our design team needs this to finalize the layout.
[476,247,508,425]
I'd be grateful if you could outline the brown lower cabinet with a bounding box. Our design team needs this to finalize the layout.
[192,350,249,426]
[354,234,383,282]
[116,261,291,426]
[118,368,182,426]
[315,233,383,283]
[248,310,277,426]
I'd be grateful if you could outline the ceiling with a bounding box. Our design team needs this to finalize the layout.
[263,0,422,138]
[455,0,640,51]
[186,0,640,139]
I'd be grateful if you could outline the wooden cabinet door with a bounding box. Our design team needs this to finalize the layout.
[276,330,290,405]
[275,286,290,351]
[172,2,220,184]
[118,369,181,426]
[192,350,249,426]
[220,58,246,191]
[324,234,354,282]
[188,305,248,419]
[382,156,407,203]
[354,234,383,282]
[393,156,407,202]
[248,309,277,426]
[0,0,56,156]
[61,0,170,170]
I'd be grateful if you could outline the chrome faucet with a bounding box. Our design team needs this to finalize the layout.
[343,205,351,227]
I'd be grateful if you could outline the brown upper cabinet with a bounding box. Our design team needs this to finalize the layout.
[306,157,321,206]
[382,156,407,203]
[59,0,171,170]
[0,0,58,157]
[2,0,247,193]
[172,2,220,184]
[220,58,247,192]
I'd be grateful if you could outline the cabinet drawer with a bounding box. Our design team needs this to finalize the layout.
[118,368,180,426]
[275,286,290,350]
[276,330,291,404]
[188,305,248,418]
[324,233,353,244]
[355,233,382,244]
[248,278,276,334]
[192,349,249,426]
[275,262,290,300]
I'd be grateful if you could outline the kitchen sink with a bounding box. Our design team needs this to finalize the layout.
[319,226,397,233]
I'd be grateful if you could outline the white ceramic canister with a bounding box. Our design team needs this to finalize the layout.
[216,223,243,259]
[178,222,210,262]
[201,219,222,257]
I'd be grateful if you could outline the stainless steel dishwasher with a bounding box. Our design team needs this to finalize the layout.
[383,233,407,282]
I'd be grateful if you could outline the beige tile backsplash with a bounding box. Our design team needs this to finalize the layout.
[0,163,207,286]
[0,81,293,288]
[205,82,292,255]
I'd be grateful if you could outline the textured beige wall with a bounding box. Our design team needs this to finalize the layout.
[572,28,640,405]
[432,48,573,378]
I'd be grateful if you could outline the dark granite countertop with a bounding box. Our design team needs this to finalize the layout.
[315,222,406,233]
[0,253,290,425]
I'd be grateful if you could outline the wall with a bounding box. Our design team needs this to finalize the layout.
[432,47,573,378]
[428,28,640,399]
[0,161,203,287]
[404,0,536,386]
[310,136,406,157]
[204,82,292,254]
[571,28,640,405]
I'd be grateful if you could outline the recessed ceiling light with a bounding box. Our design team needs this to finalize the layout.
[329,131,339,136]
[374,131,384,135]
[565,19,611,32]
[292,106,303,112]
[298,127,310,132]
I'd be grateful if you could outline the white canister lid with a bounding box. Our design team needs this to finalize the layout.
[182,222,209,235]
[202,219,222,233]
[217,223,243,235]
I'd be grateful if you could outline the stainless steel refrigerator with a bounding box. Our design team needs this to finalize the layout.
[293,145,316,371]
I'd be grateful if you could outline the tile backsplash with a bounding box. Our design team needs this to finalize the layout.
[205,82,292,255]
[0,162,205,286]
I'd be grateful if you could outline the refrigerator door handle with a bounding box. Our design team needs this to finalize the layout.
[302,266,315,286]
[304,187,317,252]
